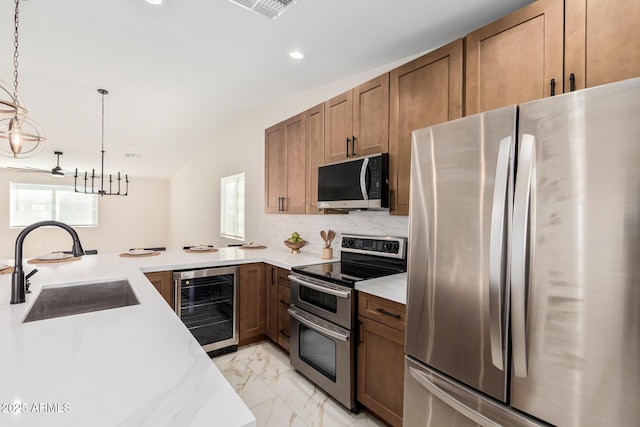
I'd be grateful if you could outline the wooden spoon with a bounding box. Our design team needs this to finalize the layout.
[327,230,336,246]
[320,230,327,245]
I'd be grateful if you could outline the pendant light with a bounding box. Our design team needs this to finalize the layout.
[74,89,129,197]
[0,0,46,158]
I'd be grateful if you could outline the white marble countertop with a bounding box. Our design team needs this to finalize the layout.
[355,272,408,305]
[0,246,331,427]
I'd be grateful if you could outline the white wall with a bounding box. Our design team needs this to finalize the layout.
[168,55,419,252]
[0,169,169,259]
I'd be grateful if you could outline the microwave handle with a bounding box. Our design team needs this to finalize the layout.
[360,157,369,200]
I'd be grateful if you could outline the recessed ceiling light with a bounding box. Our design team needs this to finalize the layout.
[145,0,164,5]
[289,51,306,60]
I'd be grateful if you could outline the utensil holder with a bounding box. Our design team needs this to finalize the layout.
[321,247,333,259]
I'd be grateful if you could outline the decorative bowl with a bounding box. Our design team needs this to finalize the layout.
[284,240,306,253]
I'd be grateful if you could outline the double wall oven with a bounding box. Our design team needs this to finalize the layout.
[289,234,407,411]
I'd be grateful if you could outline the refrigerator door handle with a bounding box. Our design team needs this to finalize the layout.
[488,136,512,371]
[409,367,502,427]
[511,133,536,378]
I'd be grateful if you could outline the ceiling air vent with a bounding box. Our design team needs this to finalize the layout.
[228,0,297,19]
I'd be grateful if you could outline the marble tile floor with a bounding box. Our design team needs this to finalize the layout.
[212,341,387,427]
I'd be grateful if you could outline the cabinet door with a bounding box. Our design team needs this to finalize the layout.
[306,103,324,214]
[389,39,463,216]
[238,263,266,346]
[353,73,390,157]
[324,90,353,163]
[465,0,563,114]
[283,112,307,213]
[357,316,405,427]
[144,271,174,308]
[264,264,278,342]
[565,0,640,90]
[265,122,286,213]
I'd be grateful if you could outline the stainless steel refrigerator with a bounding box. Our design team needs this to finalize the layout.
[404,77,640,427]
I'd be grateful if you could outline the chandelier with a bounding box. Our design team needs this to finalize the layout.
[0,0,46,158]
[74,89,129,197]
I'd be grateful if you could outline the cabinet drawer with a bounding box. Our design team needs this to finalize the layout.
[278,268,291,284]
[278,284,290,314]
[358,292,406,332]
[277,313,290,353]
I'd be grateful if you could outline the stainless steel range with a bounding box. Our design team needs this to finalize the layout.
[289,234,407,411]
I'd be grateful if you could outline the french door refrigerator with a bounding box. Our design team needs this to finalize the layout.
[404,77,640,427]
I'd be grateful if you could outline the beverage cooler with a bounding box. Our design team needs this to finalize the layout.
[173,266,238,354]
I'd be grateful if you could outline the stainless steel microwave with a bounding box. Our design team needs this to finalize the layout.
[317,153,389,210]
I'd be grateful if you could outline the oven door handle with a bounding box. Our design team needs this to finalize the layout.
[288,275,351,299]
[288,308,350,342]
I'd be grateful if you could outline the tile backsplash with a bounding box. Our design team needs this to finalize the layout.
[268,211,408,256]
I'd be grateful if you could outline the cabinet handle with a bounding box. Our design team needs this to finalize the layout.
[351,136,357,157]
[376,308,401,319]
[346,138,351,158]
[358,320,363,345]
[279,330,290,339]
[550,78,555,96]
[389,189,395,212]
[570,73,576,92]
[271,267,276,285]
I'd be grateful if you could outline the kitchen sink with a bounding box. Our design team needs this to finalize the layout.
[23,279,139,323]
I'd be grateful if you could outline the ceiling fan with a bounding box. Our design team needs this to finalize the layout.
[7,151,75,177]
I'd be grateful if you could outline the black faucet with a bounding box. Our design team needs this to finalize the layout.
[11,221,85,304]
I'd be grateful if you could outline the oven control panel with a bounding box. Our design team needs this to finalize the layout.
[341,234,406,259]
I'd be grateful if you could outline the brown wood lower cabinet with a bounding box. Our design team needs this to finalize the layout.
[265,264,279,342]
[357,292,406,427]
[144,271,174,308]
[276,267,291,353]
[261,264,291,353]
[238,263,266,347]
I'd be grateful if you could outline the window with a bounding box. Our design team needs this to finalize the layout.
[10,183,99,228]
[220,172,245,240]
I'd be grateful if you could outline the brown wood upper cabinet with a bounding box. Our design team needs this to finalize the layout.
[565,0,640,91]
[305,103,325,214]
[388,39,464,216]
[466,0,640,115]
[264,112,307,214]
[465,0,564,115]
[324,74,389,163]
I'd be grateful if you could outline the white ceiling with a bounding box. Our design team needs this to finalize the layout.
[0,0,533,179]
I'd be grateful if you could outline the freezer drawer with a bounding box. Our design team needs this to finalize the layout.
[403,356,544,427]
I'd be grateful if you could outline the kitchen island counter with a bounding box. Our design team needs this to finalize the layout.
[0,247,330,427]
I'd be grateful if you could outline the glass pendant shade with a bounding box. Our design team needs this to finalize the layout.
[0,114,46,158]
[9,116,22,154]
